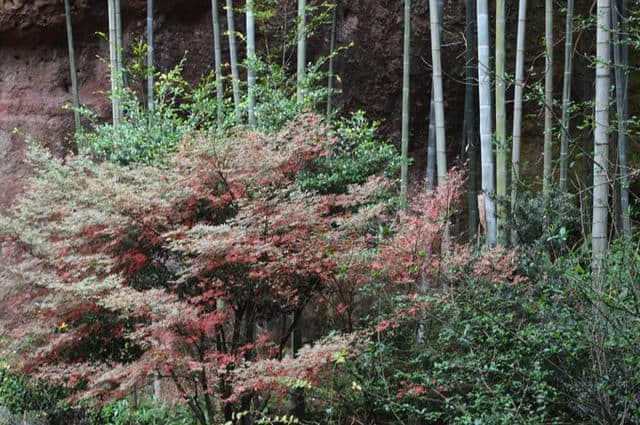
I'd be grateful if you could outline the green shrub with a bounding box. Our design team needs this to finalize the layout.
[510,189,581,256]
[324,279,572,424]
[0,368,68,419]
[298,110,401,194]
[310,236,640,424]
[181,71,235,134]
[556,239,640,423]
[76,54,333,165]
[92,400,194,425]
[0,369,196,425]
[249,60,302,132]
[76,60,193,165]
[249,57,334,132]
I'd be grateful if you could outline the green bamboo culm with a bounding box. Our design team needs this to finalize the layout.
[542,0,553,195]
[296,0,307,105]
[64,0,81,132]
[613,0,631,238]
[510,0,527,246]
[400,0,410,205]
[425,0,442,192]
[211,0,224,128]
[225,0,242,123]
[429,0,446,187]
[107,0,121,126]
[477,0,496,245]
[246,0,256,129]
[592,0,610,280]
[426,93,436,190]
[495,0,507,244]
[115,0,124,92]
[326,1,339,116]
[429,0,449,251]
[591,0,611,408]
[147,0,154,113]
[559,0,574,193]
[465,0,478,239]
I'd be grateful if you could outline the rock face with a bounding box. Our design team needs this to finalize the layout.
[0,0,213,210]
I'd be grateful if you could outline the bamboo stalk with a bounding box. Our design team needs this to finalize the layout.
[476,0,495,245]
[107,0,120,126]
[559,0,575,193]
[465,0,478,240]
[211,0,224,128]
[64,0,81,131]
[613,0,631,237]
[147,0,154,113]
[326,1,339,116]
[495,0,506,244]
[400,0,411,204]
[429,0,446,186]
[543,0,553,194]
[225,0,242,122]
[296,0,307,104]
[510,0,527,245]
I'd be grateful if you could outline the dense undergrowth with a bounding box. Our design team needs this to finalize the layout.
[1,51,639,425]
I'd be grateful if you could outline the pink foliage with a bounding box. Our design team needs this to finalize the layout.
[0,114,521,422]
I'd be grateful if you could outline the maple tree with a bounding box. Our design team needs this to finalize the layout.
[0,113,477,423]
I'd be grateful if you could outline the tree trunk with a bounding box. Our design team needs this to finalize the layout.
[559,0,574,193]
[326,1,339,116]
[225,0,242,123]
[63,0,81,132]
[291,309,302,354]
[476,0,495,245]
[289,309,305,418]
[246,0,256,129]
[543,0,553,195]
[153,371,161,402]
[400,0,411,204]
[465,0,478,240]
[241,308,256,425]
[211,0,224,128]
[495,0,506,244]
[510,0,527,245]
[147,0,154,113]
[296,0,307,105]
[613,0,631,238]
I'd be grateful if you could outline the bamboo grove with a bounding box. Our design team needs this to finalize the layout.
[56,0,633,266]
[396,0,632,289]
